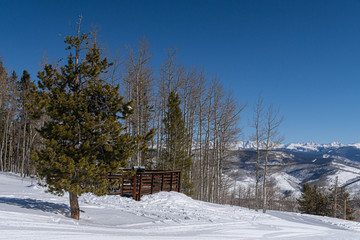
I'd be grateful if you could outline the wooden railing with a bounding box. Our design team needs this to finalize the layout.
[107,170,181,201]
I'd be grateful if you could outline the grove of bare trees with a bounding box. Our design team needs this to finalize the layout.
[0,65,40,176]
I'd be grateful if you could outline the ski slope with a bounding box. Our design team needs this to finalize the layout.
[1,172,360,239]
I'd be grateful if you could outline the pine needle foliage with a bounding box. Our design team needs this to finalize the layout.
[29,30,136,199]
[163,91,193,195]
[297,183,330,216]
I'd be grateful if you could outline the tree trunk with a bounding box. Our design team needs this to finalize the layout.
[334,176,338,218]
[253,95,264,212]
[262,146,269,213]
[69,192,80,220]
[21,120,27,176]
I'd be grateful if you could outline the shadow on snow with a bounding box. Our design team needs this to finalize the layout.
[0,197,70,216]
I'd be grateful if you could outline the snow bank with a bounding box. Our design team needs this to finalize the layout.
[1,172,360,239]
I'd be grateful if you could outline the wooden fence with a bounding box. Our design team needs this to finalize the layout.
[107,170,181,201]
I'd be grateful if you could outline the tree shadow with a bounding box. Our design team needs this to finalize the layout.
[0,197,70,216]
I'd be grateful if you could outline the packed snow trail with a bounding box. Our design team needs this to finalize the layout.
[0,173,360,239]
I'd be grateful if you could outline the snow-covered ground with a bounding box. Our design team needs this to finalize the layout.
[1,173,360,239]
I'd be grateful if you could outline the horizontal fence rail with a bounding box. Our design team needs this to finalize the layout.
[107,170,181,201]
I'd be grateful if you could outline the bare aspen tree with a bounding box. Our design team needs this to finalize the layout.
[202,77,216,202]
[262,104,283,213]
[0,61,7,109]
[0,61,8,171]
[123,37,155,167]
[195,77,243,203]
[251,95,265,211]
[1,70,16,173]
[157,48,182,168]
[210,77,223,202]
[192,70,207,200]
[178,66,203,193]
[216,92,244,203]
[108,50,122,87]
[246,186,252,209]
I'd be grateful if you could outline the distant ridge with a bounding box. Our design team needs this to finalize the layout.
[231,141,360,152]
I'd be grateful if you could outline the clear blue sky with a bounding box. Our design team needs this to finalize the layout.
[1,0,359,144]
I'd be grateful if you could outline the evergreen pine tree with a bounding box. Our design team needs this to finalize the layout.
[297,183,313,214]
[163,91,193,195]
[29,24,138,220]
[297,183,330,216]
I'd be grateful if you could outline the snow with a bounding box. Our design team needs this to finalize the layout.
[270,172,301,196]
[349,143,360,149]
[233,175,255,189]
[1,173,360,239]
[234,140,360,152]
[327,162,360,193]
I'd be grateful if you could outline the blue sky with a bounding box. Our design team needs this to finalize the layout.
[1,0,359,144]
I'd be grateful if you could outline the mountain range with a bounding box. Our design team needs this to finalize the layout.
[226,141,360,197]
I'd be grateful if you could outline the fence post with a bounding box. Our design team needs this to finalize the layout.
[121,174,124,196]
[177,171,181,192]
[133,173,137,200]
[170,172,173,191]
[150,174,154,194]
[138,172,143,201]
[161,173,164,191]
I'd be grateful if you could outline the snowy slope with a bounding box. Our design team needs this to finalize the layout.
[1,173,360,239]
[227,141,360,198]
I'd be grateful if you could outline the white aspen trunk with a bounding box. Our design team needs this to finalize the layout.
[15,125,21,173]
[198,99,203,200]
[25,125,33,175]
[8,122,14,172]
[3,111,11,171]
[205,101,212,202]
[0,125,5,171]
[21,120,27,176]
[262,142,270,213]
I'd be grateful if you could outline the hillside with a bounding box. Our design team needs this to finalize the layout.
[1,173,360,239]
[227,142,360,197]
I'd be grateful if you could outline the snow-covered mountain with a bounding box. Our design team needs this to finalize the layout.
[233,140,360,152]
[226,141,360,197]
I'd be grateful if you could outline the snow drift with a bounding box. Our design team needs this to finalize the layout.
[1,172,360,239]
